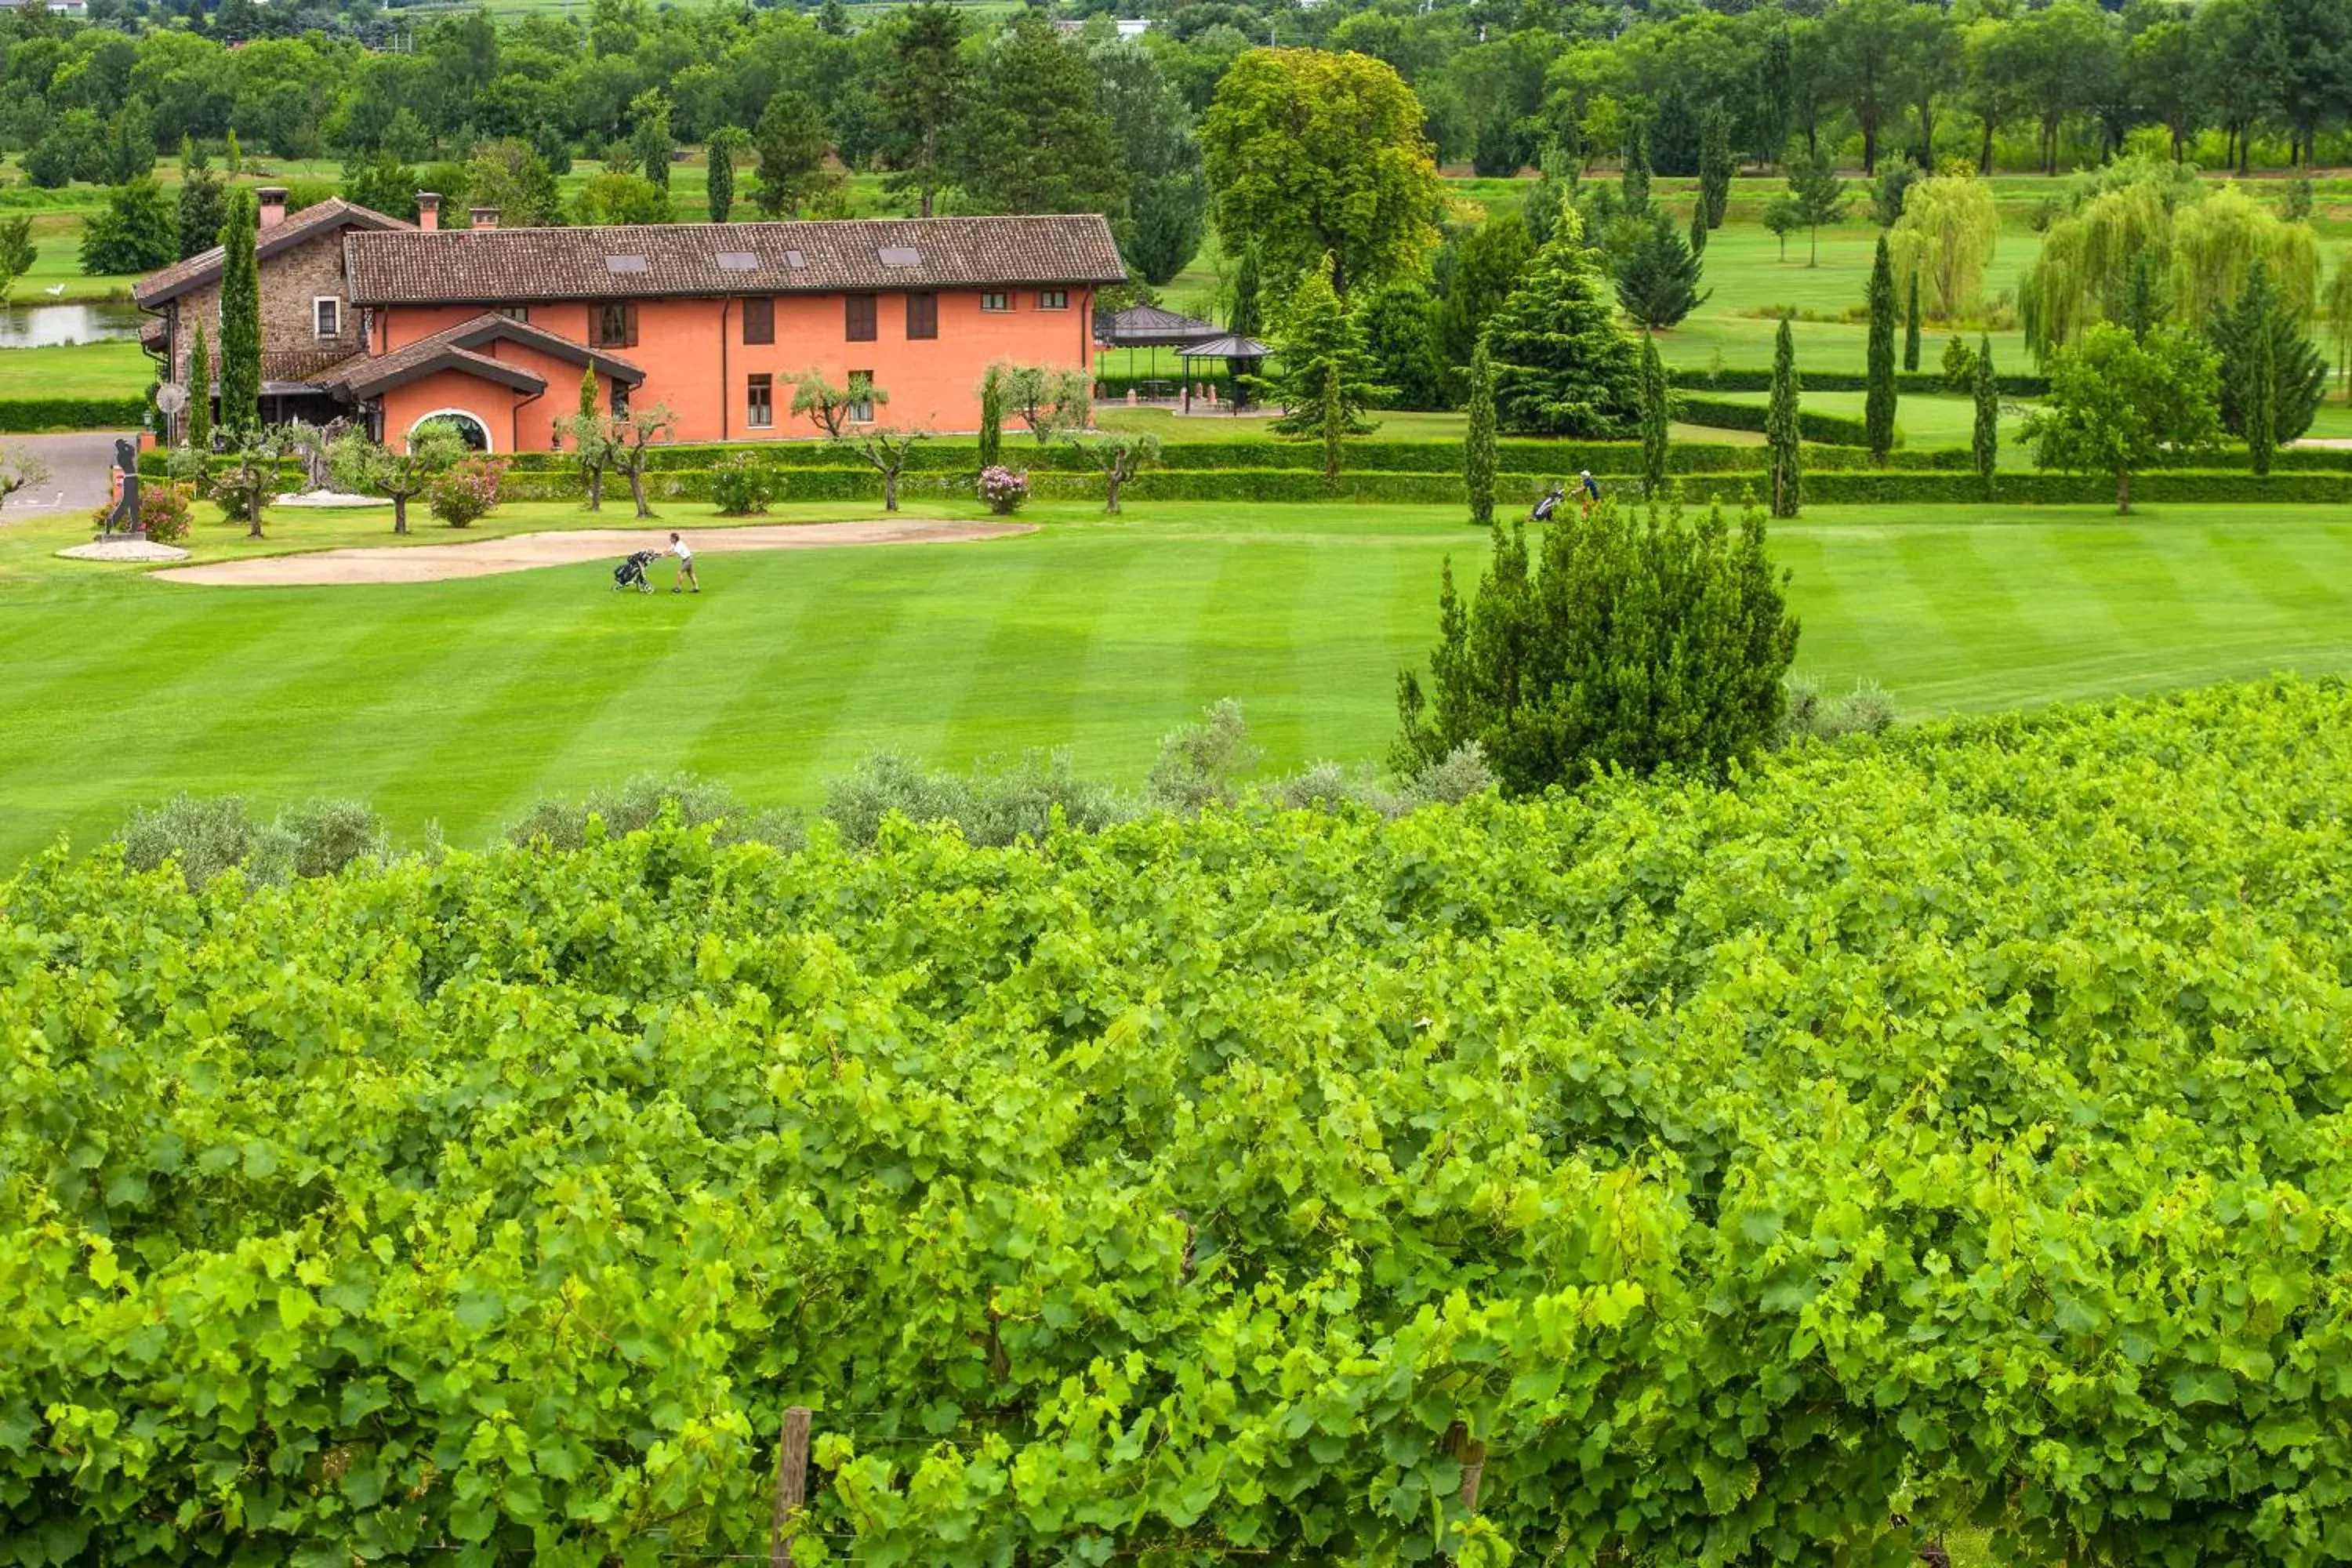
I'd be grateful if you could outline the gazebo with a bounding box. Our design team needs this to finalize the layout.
[1176,334,1272,414]
[1095,303,1221,396]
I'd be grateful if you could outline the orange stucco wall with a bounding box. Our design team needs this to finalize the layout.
[376,287,1095,447]
[380,349,631,454]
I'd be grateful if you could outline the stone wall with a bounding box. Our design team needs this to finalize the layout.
[169,226,363,388]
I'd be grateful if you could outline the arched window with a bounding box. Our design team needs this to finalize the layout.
[411,410,492,452]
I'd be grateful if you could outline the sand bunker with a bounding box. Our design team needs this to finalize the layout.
[153,519,1034,586]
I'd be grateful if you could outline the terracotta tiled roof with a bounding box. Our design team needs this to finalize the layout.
[344,214,1127,307]
[132,198,413,308]
[312,312,648,399]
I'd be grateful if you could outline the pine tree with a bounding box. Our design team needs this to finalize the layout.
[1698,109,1733,230]
[185,323,212,452]
[1864,235,1898,463]
[1904,270,1922,372]
[2210,261,2329,453]
[1767,317,1801,518]
[1254,254,1387,438]
[705,128,739,223]
[1465,339,1497,526]
[1615,214,1708,331]
[1972,333,1998,495]
[1484,212,1643,437]
[978,365,1004,470]
[1229,241,1262,340]
[216,187,261,437]
[1621,123,1650,215]
[1639,333,1670,492]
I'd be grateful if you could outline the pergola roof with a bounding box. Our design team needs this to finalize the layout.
[1098,304,1223,347]
[1176,334,1272,358]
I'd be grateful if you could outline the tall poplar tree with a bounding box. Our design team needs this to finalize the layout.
[1465,340,1497,526]
[705,128,741,223]
[1767,317,1801,517]
[1639,333,1670,491]
[1904,271,1922,372]
[216,187,261,437]
[1698,109,1733,229]
[1864,235,1898,463]
[877,2,970,217]
[1229,241,1263,339]
[1621,122,1651,215]
[1972,334,1998,495]
[978,366,1004,471]
[2248,309,2277,476]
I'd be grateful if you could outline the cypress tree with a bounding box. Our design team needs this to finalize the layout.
[216,187,261,437]
[578,363,600,423]
[2249,306,2277,476]
[978,365,1004,470]
[1972,333,1998,495]
[1229,241,1262,341]
[1904,270,1922,372]
[1688,202,1709,259]
[1864,235,1897,464]
[185,322,211,452]
[1767,316,1801,517]
[1465,339,1497,526]
[1639,332,1670,492]
[1621,123,1650,215]
[706,129,737,223]
[1321,362,1346,491]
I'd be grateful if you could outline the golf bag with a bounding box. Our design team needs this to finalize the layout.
[1531,483,1564,523]
[612,550,661,593]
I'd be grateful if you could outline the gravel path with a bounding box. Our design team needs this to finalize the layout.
[153,518,1035,586]
[2,431,130,520]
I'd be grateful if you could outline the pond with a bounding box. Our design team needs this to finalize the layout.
[0,303,145,349]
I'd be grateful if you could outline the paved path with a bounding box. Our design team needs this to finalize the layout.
[154,518,1034,586]
[2,431,128,519]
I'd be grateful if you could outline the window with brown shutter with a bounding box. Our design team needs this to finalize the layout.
[593,302,637,348]
[906,292,938,340]
[743,298,775,345]
[845,293,877,342]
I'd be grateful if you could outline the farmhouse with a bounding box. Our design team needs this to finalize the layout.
[135,191,1124,452]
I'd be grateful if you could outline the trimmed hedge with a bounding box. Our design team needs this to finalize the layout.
[1669,367,2049,397]
[0,396,150,433]
[1676,394,1875,447]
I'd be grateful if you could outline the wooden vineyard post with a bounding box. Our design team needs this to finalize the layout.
[1443,1419,1488,1560]
[769,1406,812,1568]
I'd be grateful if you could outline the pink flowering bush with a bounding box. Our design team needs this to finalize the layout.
[976,465,1029,515]
[426,456,510,528]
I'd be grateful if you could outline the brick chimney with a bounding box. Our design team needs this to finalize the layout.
[470,207,499,230]
[416,192,441,233]
[257,187,288,229]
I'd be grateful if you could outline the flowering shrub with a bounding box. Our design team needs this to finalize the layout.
[977,465,1029,514]
[426,456,510,528]
[710,453,775,515]
[138,483,194,543]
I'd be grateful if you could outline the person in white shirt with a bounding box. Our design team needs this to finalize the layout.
[668,532,699,594]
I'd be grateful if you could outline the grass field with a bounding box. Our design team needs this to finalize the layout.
[5,495,2352,864]
[0,339,152,397]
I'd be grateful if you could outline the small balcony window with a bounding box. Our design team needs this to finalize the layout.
[747,372,773,429]
[593,302,638,349]
[848,371,875,423]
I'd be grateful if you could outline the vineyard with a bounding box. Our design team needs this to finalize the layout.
[5,678,2351,1566]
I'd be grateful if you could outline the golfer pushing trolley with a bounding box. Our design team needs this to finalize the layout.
[610,532,700,594]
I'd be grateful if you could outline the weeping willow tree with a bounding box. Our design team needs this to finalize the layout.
[1886,172,1998,321]
[2023,164,2319,363]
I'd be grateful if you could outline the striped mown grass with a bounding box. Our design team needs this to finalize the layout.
[5,498,2352,863]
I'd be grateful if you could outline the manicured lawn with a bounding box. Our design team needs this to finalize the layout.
[0,339,152,397]
[5,495,2352,863]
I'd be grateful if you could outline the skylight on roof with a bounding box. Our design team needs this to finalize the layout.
[877,246,921,267]
[604,255,649,274]
[715,251,759,271]
[785,249,806,269]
